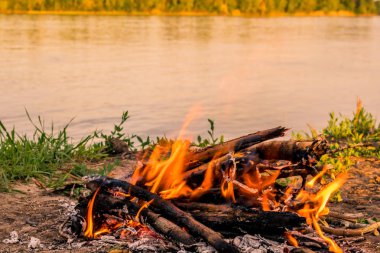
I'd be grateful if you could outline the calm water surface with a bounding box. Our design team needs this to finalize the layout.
[0,15,379,140]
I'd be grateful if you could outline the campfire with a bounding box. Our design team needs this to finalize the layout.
[65,123,350,252]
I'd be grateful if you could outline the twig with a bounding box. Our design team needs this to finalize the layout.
[327,211,364,222]
[59,217,74,240]
[321,222,380,236]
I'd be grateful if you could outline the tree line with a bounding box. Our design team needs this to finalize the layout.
[0,0,379,14]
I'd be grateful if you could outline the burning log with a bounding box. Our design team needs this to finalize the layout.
[68,126,350,253]
[174,202,306,236]
[249,139,329,163]
[186,126,288,169]
[127,201,197,245]
[183,140,327,187]
[74,190,197,245]
[87,177,240,253]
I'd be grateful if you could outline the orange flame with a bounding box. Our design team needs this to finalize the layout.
[241,167,281,210]
[306,165,329,188]
[296,173,348,253]
[84,187,100,238]
[285,232,299,247]
[84,108,348,251]
[135,199,154,221]
[131,139,193,199]
[131,107,206,200]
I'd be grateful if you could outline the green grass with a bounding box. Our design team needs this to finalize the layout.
[1,101,378,192]
[0,110,106,191]
[0,110,224,191]
[293,99,380,174]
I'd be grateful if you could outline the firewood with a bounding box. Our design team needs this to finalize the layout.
[320,222,380,237]
[127,201,197,245]
[74,191,196,245]
[248,139,329,163]
[174,202,306,236]
[183,140,327,184]
[87,177,240,253]
[186,126,288,169]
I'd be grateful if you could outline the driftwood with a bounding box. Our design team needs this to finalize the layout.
[186,126,288,169]
[87,177,240,253]
[174,202,306,236]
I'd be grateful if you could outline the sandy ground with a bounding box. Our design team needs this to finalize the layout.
[0,158,379,253]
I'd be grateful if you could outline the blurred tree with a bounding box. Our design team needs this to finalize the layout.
[237,0,261,13]
[286,0,300,13]
[299,0,316,12]
[274,0,287,12]
[1,0,379,14]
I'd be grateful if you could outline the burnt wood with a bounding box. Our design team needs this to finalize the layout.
[87,177,240,253]
[174,202,306,236]
[186,126,288,169]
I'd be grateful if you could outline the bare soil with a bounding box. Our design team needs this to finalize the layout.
[0,158,379,253]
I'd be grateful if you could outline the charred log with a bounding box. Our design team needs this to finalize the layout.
[87,177,240,253]
[74,191,197,245]
[186,126,288,169]
[174,202,306,236]
[248,140,329,163]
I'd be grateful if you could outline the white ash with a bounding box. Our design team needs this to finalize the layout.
[2,231,19,244]
[58,199,78,216]
[233,234,291,253]
[128,237,168,251]
[28,236,41,249]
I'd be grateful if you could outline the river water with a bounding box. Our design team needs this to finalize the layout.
[0,15,379,140]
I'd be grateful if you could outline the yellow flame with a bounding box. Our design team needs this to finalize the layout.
[131,107,203,200]
[306,165,329,188]
[285,232,299,247]
[296,173,348,253]
[135,200,154,221]
[84,187,101,238]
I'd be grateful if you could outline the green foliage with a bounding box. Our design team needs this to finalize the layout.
[0,109,226,191]
[195,119,224,148]
[0,110,103,191]
[293,100,380,174]
[0,0,378,14]
[97,111,138,152]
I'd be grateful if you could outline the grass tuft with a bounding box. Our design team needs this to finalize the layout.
[293,99,380,174]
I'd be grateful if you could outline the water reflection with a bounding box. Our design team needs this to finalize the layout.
[0,15,379,140]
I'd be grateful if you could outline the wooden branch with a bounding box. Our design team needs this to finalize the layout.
[174,202,306,236]
[327,211,365,222]
[127,201,197,245]
[75,190,196,245]
[321,222,380,237]
[186,126,288,169]
[184,139,325,186]
[249,139,329,163]
[87,177,240,253]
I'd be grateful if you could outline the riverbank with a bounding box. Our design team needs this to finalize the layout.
[0,156,379,252]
